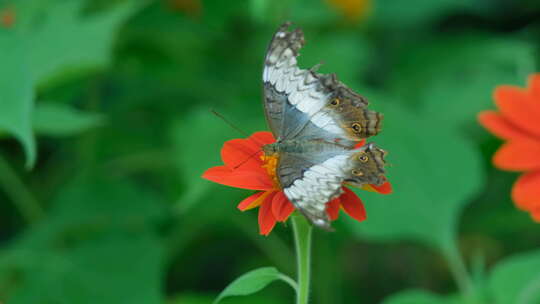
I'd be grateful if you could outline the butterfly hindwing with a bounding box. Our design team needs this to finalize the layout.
[276,141,387,229]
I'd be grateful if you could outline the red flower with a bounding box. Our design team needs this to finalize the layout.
[202,131,392,235]
[478,74,540,222]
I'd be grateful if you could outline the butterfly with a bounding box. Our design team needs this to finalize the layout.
[261,22,388,230]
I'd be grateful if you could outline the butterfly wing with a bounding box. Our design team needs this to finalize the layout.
[262,22,382,145]
[263,22,387,228]
[262,22,305,141]
[277,142,387,229]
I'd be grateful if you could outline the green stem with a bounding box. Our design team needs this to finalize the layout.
[443,240,478,304]
[0,155,43,223]
[292,214,312,304]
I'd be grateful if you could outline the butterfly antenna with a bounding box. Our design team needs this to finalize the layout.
[211,109,250,138]
[233,149,263,170]
[210,109,266,147]
[211,110,269,169]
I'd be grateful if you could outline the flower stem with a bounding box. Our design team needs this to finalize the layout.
[292,214,312,304]
[0,155,43,223]
[443,239,479,304]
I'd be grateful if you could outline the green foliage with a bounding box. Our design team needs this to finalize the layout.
[0,0,140,167]
[24,0,143,87]
[214,267,296,304]
[170,293,278,304]
[391,250,540,304]
[0,1,539,304]
[300,32,373,85]
[348,102,483,251]
[390,35,535,126]
[0,32,35,168]
[382,290,459,304]
[489,249,540,304]
[372,0,479,28]
[0,177,165,304]
[171,108,258,213]
[33,103,104,136]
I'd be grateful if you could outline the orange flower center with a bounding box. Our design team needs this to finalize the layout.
[261,153,280,189]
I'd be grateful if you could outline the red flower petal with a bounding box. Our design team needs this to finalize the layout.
[258,191,278,235]
[494,86,540,138]
[339,187,367,222]
[512,171,540,212]
[531,209,540,222]
[326,197,341,220]
[220,132,275,172]
[361,181,392,194]
[238,191,266,211]
[528,74,540,101]
[361,184,376,192]
[478,111,530,140]
[250,131,275,146]
[492,139,540,171]
[370,181,392,194]
[221,139,265,172]
[202,166,273,190]
[271,191,295,221]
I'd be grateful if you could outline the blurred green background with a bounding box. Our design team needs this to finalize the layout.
[1,0,540,303]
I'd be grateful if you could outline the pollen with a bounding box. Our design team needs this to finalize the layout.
[261,153,280,188]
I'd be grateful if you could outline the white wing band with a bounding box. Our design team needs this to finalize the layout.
[263,48,346,137]
[283,154,349,217]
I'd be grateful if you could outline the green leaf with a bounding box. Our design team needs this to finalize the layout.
[33,102,104,136]
[489,249,540,304]
[214,267,296,304]
[0,177,166,304]
[169,293,279,304]
[0,0,141,168]
[26,0,143,87]
[0,31,36,168]
[5,232,163,304]
[347,100,484,250]
[390,35,535,127]
[382,290,459,304]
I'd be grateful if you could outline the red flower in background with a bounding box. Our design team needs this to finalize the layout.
[326,0,372,22]
[478,74,540,222]
[166,0,201,17]
[202,131,392,235]
[0,7,15,28]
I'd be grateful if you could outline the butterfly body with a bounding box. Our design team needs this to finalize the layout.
[262,22,387,229]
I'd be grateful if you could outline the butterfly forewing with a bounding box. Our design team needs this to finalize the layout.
[262,23,382,144]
